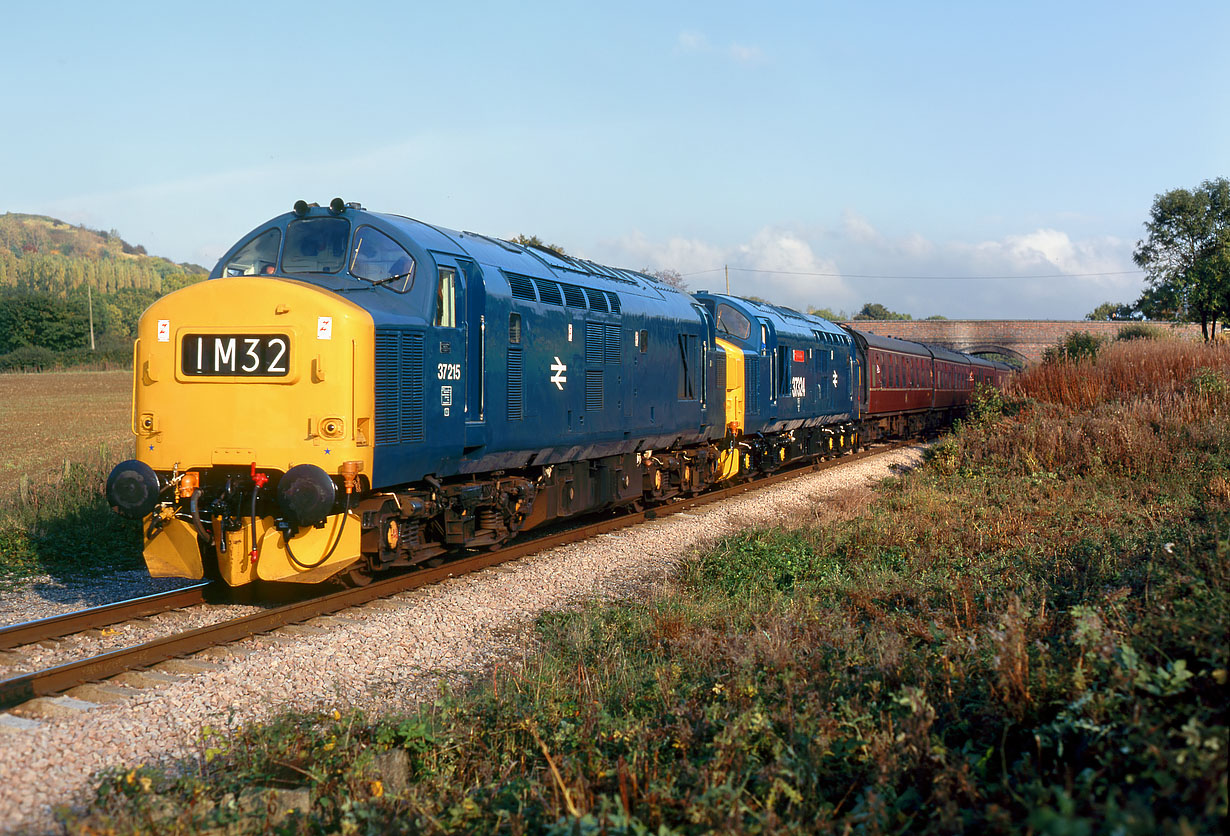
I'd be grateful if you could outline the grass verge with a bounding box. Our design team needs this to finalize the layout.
[67,341,1229,834]
[0,447,143,588]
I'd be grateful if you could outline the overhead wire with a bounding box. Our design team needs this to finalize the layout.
[680,267,1145,281]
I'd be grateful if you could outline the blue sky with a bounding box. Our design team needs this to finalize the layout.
[3,0,1226,319]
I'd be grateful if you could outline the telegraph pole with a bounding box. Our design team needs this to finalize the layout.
[725,264,729,294]
[88,285,95,351]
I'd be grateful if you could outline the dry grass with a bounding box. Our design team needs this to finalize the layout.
[0,370,133,493]
[1012,339,1230,411]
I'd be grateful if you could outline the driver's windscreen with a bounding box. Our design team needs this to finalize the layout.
[282,218,350,273]
[349,226,416,291]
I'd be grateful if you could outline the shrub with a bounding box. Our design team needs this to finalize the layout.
[1042,330,1105,365]
[1116,322,1166,341]
[0,344,57,372]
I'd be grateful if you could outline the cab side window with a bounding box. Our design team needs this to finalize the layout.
[223,228,281,277]
[436,268,457,327]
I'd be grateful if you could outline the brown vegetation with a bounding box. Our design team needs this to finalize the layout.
[0,370,132,493]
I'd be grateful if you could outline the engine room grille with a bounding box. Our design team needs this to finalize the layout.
[604,323,621,364]
[374,330,425,445]
[505,273,536,302]
[585,369,604,411]
[506,346,523,420]
[534,278,563,306]
[583,287,607,313]
[585,322,604,365]
[746,356,760,415]
[562,283,586,309]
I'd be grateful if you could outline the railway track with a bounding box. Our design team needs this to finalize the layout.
[0,441,917,713]
[0,584,215,652]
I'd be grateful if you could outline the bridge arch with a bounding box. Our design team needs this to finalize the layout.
[963,344,1028,366]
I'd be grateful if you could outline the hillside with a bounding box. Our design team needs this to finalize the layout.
[0,213,208,369]
[0,213,207,295]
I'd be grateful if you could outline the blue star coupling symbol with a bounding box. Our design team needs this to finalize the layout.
[324,448,331,455]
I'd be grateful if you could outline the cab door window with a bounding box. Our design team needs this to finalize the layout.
[436,267,457,327]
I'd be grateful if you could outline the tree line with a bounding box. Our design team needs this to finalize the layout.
[0,214,206,371]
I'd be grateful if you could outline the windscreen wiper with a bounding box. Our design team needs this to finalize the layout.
[370,270,414,287]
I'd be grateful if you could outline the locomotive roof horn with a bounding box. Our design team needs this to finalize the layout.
[293,200,316,216]
[329,197,346,214]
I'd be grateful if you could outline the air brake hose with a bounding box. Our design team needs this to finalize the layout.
[284,493,351,569]
[188,489,212,544]
[250,485,260,565]
[249,466,270,567]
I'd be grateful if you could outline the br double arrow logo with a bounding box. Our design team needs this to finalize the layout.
[550,357,568,390]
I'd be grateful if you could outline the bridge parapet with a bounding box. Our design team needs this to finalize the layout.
[838,320,1205,364]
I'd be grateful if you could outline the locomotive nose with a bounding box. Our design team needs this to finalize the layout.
[106,460,162,519]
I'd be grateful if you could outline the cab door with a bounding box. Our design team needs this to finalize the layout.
[457,258,487,451]
[427,257,466,471]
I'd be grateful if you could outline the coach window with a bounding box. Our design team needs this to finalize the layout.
[223,228,281,276]
[436,267,457,328]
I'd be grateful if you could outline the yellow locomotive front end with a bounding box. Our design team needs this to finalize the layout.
[107,276,375,585]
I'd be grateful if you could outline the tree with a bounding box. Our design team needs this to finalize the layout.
[853,302,912,321]
[509,234,567,255]
[640,267,687,291]
[1133,178,1230,340]
[808,306,847,321]
[1085,301,1137,321]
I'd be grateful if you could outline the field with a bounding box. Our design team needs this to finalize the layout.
[0,370,140,583]
[0,370,133,494]
[67,338,1229,834]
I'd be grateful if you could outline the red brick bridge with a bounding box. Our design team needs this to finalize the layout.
[839,320,1205,365]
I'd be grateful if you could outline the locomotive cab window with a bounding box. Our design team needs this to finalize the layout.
[223,228,281,277]
[282,217,350,274]
[714,304,750,340]
[436,267,457,328]
[349,226,415,292]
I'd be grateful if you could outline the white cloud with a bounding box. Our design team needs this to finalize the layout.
[595,227,854,312]
[595,215,1141,320]
[675,30,764,66]
[676,30,709,53]
[727,43,764,65]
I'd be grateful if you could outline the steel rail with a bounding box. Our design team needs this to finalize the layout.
[0,583,215,651]
[0,441,919,711]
